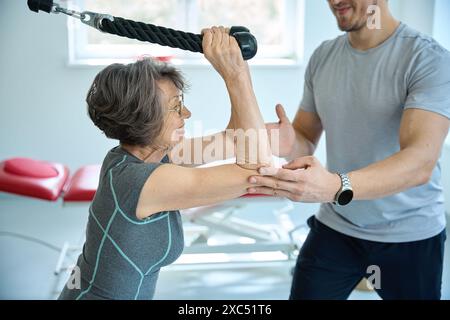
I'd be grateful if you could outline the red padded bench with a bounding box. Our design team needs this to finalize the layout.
[0,158,69,201]
[0,158,100,203]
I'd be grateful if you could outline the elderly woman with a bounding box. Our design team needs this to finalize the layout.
[58,27,272,300]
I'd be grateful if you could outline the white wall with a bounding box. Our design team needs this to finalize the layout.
[433,0,450,50]
[394,0,436,35]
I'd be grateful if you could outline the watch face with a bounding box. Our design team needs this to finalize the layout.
[338,190,353,206]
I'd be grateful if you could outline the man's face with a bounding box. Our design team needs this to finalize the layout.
[328,0,378,32]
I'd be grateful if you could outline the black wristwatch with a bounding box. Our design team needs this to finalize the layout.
[333,173,354,206]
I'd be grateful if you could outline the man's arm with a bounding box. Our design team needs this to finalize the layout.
[247,108,449,203]
[348,108,449,200]
[265,106,323,160]
[288,109,324,160]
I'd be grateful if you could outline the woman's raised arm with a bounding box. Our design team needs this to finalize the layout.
[136,27,272,220]
[202,27,273,169]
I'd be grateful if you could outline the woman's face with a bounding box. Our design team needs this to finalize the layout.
[158,79,191,148]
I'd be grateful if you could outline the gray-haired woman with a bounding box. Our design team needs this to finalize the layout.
[58,27,272,300]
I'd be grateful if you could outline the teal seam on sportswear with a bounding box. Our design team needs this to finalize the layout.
[75,156,127,300]
[109,156,166,225]
[88,207,172,299]
[75,155,173,300]
[145,216,172,276]
[89,206,143,275]
[75,206,118,300]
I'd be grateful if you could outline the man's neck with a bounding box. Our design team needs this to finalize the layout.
[348,12,400,51]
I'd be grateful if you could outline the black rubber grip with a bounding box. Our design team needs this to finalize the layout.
[28,0,54,13]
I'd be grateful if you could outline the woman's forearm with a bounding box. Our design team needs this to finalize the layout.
[225,74,273,169]
[201,27,272,169]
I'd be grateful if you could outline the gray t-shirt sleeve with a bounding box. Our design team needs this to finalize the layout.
[111,161,165,220]
[299,55,318,113]
[404,45,450,119]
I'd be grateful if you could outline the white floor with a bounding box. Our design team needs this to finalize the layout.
[0,193,448,300]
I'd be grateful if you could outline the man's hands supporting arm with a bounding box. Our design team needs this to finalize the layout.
[247,108,449,203]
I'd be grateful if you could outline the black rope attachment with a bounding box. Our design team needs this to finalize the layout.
[101,17,204,54]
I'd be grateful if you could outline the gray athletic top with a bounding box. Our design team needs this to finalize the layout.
[301,23,450,242]
[58,146,184,300]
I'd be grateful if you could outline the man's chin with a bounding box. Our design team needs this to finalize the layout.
[336,16,351,29]
[338,20,365,32]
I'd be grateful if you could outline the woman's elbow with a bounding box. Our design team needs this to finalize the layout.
[415,165,434,187]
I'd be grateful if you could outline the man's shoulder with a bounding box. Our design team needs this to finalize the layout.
[313,34,347,58]
[307,34,346,70]
[397,24,450,58]
[398,24,435,46]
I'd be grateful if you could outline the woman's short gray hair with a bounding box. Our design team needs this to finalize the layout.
[87,58,185,146]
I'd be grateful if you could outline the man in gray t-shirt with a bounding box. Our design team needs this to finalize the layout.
[248,0,450,299]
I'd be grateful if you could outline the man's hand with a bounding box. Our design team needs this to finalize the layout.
[202,26,249,83]
[265,104,296,158]
[247,156,341,203]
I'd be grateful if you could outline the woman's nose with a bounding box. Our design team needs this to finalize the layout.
[182,106,191,119]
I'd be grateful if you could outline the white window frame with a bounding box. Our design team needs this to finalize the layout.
[67,0,304,66]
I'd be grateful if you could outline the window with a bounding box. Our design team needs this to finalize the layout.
[67,0,304,65]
